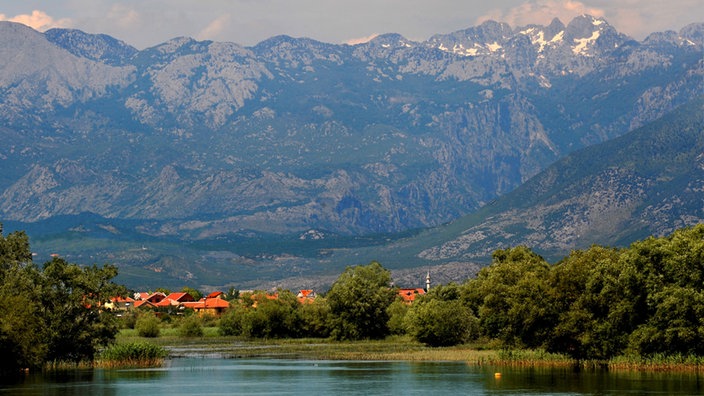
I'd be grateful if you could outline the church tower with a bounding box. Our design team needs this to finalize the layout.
[425,271,431,292]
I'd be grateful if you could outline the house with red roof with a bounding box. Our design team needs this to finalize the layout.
[183,295,231,317]
[398,288,426,304]
[143,292,167,304]
[133,300,156,309]
[104,296,135,311]
[164,292,196,303]
[297,289,317,304]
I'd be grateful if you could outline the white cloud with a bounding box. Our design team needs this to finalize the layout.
[197,14,231,42]
[344,33,379,45]
[107,4,141,29]
[478,0,605,28]
[0,9,72,31]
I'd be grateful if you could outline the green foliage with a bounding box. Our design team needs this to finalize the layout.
[39,258,125,363]
[99,342,167,367]
[0,262,45,374]
[386,300,410,336]
[0,229,32,269]
[178,315,204,337]
[218,303,246,336]
[245,290,301,338]
[405,298,478,347]
[463,246,553,348]
[461,225,704,361]
[181,286,202,301]
[326,261,397,340]
[219,290,303,339]
[135,314,161,338]
[298,298,332,338]
[0,226,125,374]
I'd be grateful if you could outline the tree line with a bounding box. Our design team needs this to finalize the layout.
[2,224,703,375]
[219,225,704,361]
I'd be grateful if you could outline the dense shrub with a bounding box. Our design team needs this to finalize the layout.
[219,305,246,336]
[135,314,161,338]
[179,315,204,337]
[406,298,478,347]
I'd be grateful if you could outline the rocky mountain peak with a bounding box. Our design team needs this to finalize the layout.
[679,23,704,45]
[44,28,138,66]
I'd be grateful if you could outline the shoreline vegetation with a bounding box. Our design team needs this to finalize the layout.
[3,225,704,377]
[112,330,703,373]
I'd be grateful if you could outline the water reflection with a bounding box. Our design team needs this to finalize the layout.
[0,358,701,395]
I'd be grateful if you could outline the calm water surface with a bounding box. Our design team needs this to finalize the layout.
[1,357,702,395]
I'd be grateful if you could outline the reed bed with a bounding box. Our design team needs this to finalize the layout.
[490,349,575,367]
[608,354,704,372]
[115,330,703,372]
[97,342,168,368]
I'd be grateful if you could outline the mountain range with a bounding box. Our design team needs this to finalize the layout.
[0,16,702,290]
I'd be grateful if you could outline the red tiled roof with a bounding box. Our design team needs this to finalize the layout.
[183,298,230,309]
[111,296,135,303]
[206,291,224,299]
[133,300,155,308]
[398,288,426,303]
[146,292,167,303]
[165,292,195,302]
[154,298,179,307]
[134,292,150,300]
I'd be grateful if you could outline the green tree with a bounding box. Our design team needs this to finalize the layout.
[386,299,410,336]
[244,290,301,338]
[181,286,202,301]
[405,284,478,346]
[298,298,332,338]
[623,225,704,356]
[405,298,477,347]
[326,261,396,340]
[463,246,553,348]
[0,229,32,270]
[39,258,125,363]
[218,302,247,336]
[545,245,624,360]
[0,262,45,374]
[0,226,126,372]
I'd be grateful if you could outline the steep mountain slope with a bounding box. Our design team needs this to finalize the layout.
[0,17,703,290]
[0,17,701,239]
[404,96,704,266]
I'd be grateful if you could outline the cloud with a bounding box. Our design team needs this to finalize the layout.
[344,33,379,45]
[197,14,231,41]
[478,0,605,27]
[0,10,72,31]
[107,4,141,29]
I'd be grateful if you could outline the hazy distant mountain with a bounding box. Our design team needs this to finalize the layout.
[0,16,702,289]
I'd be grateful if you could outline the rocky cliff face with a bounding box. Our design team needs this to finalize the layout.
[0,17,702,240]
[415,98,704,264]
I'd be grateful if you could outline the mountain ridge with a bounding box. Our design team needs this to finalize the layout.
[0,16,702,290]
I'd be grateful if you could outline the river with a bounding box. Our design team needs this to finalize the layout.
[1,357,702,395]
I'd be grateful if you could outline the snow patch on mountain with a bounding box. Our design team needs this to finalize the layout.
[572,30,601,55]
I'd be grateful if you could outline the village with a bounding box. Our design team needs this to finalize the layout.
[104,272,432,317]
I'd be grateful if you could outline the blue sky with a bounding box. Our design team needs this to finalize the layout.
[0,0,701,48]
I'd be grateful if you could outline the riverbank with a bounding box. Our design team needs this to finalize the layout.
[115,328,703,372]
